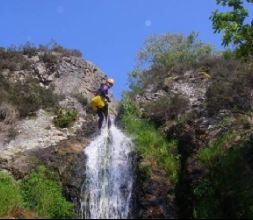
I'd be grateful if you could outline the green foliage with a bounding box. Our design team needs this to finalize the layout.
[0,42,82,72]
[136,162,152,184]
[0,42,80,75]
[21,42,38,57]
[127,69,144,96]
[206,57,253,116]
[143,95,189,125]
[0,47,31,71]
[128,33,213,97]
[10,79,59,117]
[137,33,213,69]
[0,172,23,217]
[198,132,234,166]
[193,178,219,219]
[54,108,78,128]
[0,76,60,118]
[21,166,74,219]
[0,167,74,219]
[211,0,253,58]
[39,52,59,70]
[118,97,140,116]
[223,49,236,59]
[120,99,180,184]
[194,138,253,218]
[51,43,82,57]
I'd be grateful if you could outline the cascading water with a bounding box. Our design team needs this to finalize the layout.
[80,122,134,219]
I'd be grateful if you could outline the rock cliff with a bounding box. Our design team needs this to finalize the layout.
[0,45,116,215]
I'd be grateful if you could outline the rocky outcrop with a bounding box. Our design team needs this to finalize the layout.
[0,48,116,156]
[53,57,106,98]
[130,62,253,218]
[136,69,210,114]
[0,47,116,216]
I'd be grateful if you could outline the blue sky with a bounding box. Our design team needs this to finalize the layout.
[0,0,252,100]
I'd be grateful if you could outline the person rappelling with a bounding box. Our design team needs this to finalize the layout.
[91,78,114,129]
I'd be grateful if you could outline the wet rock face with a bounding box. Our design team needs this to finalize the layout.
[133,168,176,219]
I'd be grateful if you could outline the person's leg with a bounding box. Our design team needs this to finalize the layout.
[104,105,111,128]
[97,109,104,129]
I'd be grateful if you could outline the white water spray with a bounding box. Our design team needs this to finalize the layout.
[80,123,134,219]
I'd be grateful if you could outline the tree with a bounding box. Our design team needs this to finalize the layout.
[127,33,213,95]
[211,0,253,58]
[137,33,213,70]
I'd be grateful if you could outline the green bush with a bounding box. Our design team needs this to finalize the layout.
[9,78,59,117]
[198,132,235,166]
[0,172,23,217]
[120,99,180,184]
[0,167,74,219]
[21,166,74,219]
[194,138,253,219]
[0,47,30,71]
[52,43,82,57]
[54,108,78,128]
[138,33,213,69]
[0,76,60,118]
[21,42,38,57]
[128,33,214,97]
[143,95,189,126]
[205,58,253,116]
[193,178,219,219]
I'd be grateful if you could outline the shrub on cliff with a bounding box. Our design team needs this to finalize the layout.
[0,167,74,219]
[194,135,253,218]
[53,107,78,128]
[0,76,60,118]
[138,33,212,69]
[52,43,82,57]
[128,33,214,95]
[9,78,60,117]
[206,58,253,115]
[21,42,38,58]
[0,47,31,71]
[143,95,189,126]
[120,99,180,184]
[39,52,59,71]
[21,166,74,219]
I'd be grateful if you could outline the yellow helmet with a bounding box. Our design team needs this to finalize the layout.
[106,78,115,85]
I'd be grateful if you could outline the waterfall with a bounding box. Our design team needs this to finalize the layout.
[80,123,134,219]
